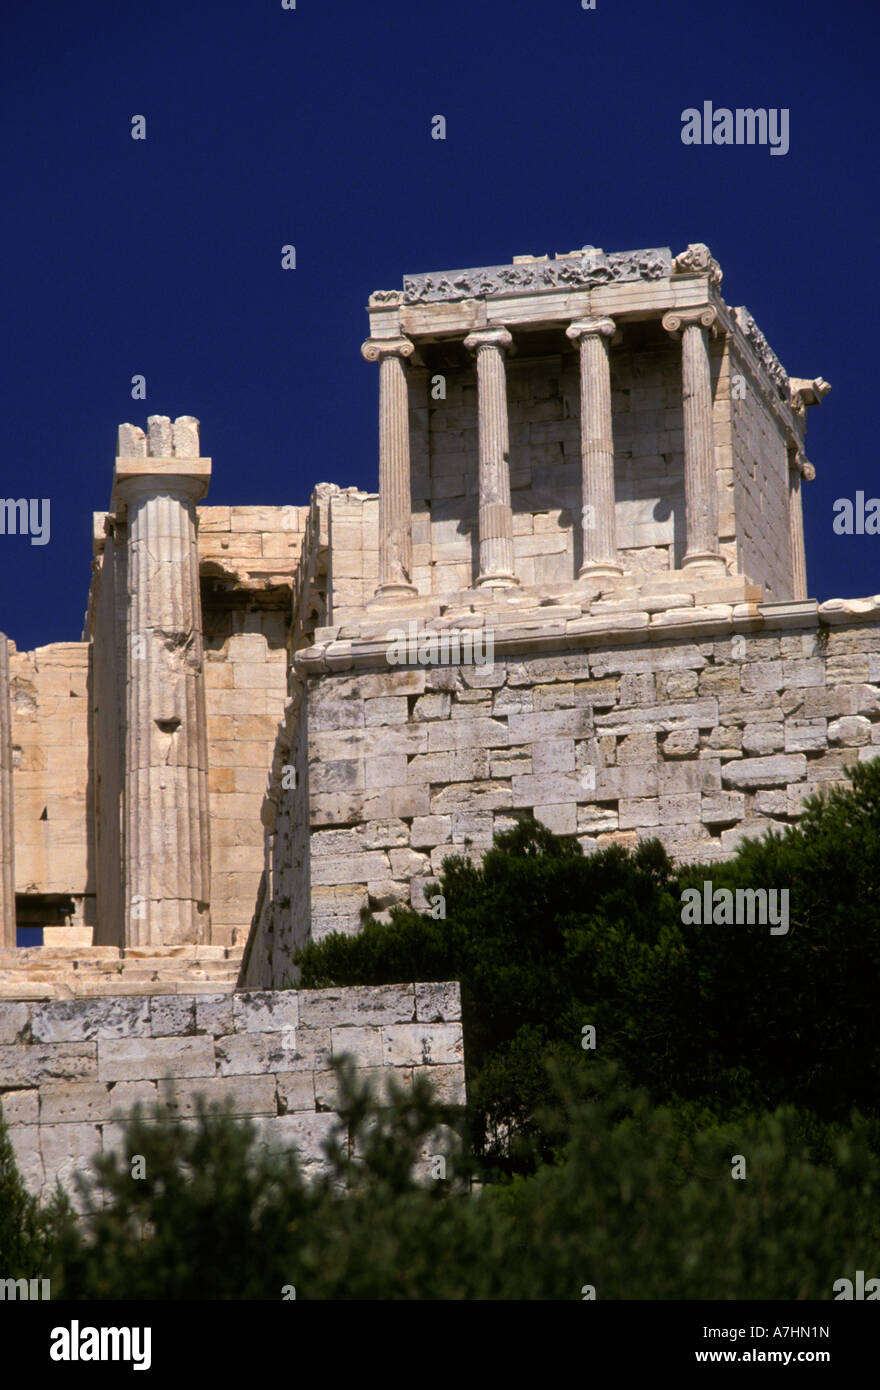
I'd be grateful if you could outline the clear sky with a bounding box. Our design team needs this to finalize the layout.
[2,0,878,651]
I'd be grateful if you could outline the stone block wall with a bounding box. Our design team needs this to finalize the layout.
[0,982,465,1203]
[728,336,793,601]
[248,604,880,971]
[8,642,93,944]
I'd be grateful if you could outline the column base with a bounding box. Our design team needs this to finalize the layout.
[579,561,623,580]
[476,571,520,589]
[682,551,727,574]
[369,582,420,604]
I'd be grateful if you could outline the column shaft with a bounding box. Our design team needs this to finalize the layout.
[464,328,518,587]
[114,417,211,947]
[567,318,621,577]
[663,308,725,572]
[362,338,417,599]
[0,633,15,948]
[788,453,808,600]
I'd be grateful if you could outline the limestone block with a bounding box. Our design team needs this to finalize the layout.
[740,662,783,693]
[161,1074,277,1117]
[196,994,234,1035]
[299,985,415,1029]
[40,1122,102,1197]
[0,1044,97,1087]
[594,699,718,735]
[311,853,389,887]
[432,781,513,812]
[217,1029,329,1076]
[511,773,582,806]
[658,759,721,793]
[149,996,197,1036]
[742,723,784,755]
[828,716,871,746]
[410,815,453,848]
[595,764,659,800]
[412,1063,466,1105]
[427,718,509,751]
[755,790,788,816]
[619,673,656,705]
[415,982,461,1023]
[658,793,702,825]
[39,1081,112,1125]
[413,693,452,720]
[108,1080,159,1115]
[0,1003,29,1044]
[98,1037,216,1082]
[275,1072,315,1113]
[365,754,409,789]
[364,697,409,726]
[784,720,827,753]
[781,659,826,688]
[9,1124,43,1194]
[834,684,880,717]
[577,806,618,833]
[451,810,494,845]
[29,997,150,1042]
[507,709,592,744]
[233,991,299,1033]
[389,847,431,878]
[261,1113,337,1169]
[381,1024,464,1067]
[534,803,578,835]
[721,755,806,789]
[720,819,788,851]
[0,1088,38,1124]
[330,1026,384,1066]
[701,792,745,824]
[619,798,659,829]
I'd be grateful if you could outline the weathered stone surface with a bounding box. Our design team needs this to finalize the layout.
[721,755,807,788]
[98,1036,216,1082]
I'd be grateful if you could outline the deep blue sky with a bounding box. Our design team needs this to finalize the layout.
[2,0,878,651]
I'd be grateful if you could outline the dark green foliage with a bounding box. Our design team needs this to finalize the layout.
[296,760,880,1164]
[23,1059,880,1299]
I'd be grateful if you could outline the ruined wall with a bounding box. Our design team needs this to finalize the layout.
[0,982,464,1203]
[9,642,93,944]
[251,605,880,964]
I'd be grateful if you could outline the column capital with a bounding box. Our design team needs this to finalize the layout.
[463,326,513,354]
[662,305,719,337]
[113,458,212,512]
[361,336,414,363]
[566,316,616,342]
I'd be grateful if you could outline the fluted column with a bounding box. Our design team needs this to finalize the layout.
[662,306,726,574]
[113,415,211,947]
[787,447,813,601]
[566,317,622,578]
[361,336,418,599]
[463,327,518,587]
[0,633,15,948]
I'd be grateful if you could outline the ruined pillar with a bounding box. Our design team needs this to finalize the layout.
[113,416,211,946]
[0,633,15,948]
[361,336,418,599]
[463,327,519,587]
[566,317,622,578]
[662,306,726,574]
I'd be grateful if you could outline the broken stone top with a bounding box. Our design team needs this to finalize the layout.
[389,244,673,305]
[117,415,201,459]
[112,415,211,512]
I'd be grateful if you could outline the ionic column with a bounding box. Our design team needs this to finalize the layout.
[566,317,622,578]
[361,336,418,599]
[787,446,813,601]
[463,327,518,587]
[113,415,211,947]
[0,633,15,948]
[662,306,726,574]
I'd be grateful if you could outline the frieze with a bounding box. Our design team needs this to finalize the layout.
[733,306,790,400]
[401,246,672,305]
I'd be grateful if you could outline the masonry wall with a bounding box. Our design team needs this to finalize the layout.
[728,336,793,601]
[10,642,93,944]
[252,615,880,960]
[0,982,465,1204]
